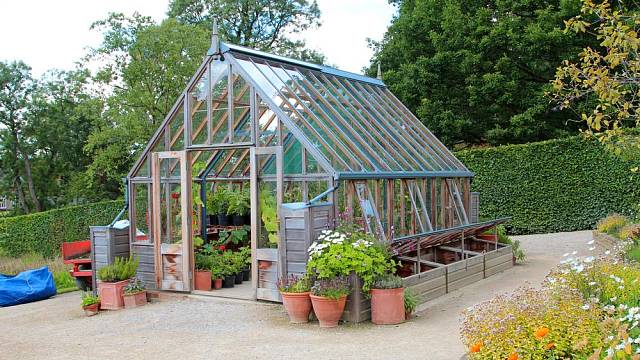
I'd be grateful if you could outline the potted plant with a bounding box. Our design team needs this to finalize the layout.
[310,277,350,328]
[97,255,139,310]
[233,252,244,285]
[221,251,236,288]
[240,246,251,281]
[278,275,312,323]
[123,277,147,308]
[370,274,405,325]
[205,188,218,226]
[81,292,100,317]
[404,288,419,320]
[194,252,213,291]
[227,190,250,226]
[212,187,230,226]
[210,260,224,290]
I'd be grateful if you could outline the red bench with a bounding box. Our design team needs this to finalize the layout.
[62,240,92,290]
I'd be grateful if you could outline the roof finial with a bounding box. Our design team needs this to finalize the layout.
[210,19,220,57]
[377,62,382,80]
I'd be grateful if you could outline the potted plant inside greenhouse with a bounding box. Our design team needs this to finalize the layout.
[370,274,405,325]
[309,277,350,328]
[195,251,213,291]
[212,187,230,226]
[239,246,251,281]
[233,252,244,285]
[81,292,100,317]
[278,275,312,324]
[123,277,147,308]
[97,255,139,310]
[221,251,236,288]
[227,189,250,226]
[211,260,224,290]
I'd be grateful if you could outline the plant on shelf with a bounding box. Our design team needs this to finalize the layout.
[195,252,213,291]
[81,292,100,316]
[403,288,419,320]
[370,274,405,325]
[278,275,312,323]
[220,251,237,288]
[306,229,396,294]
[227,189,250,226]
[218,226,249,248]
[211,187,230,226]
[239,246,251,281]
[232,251,246,285]
[97,255,139,310]
[123,277,147,308]
[309,276,350,328]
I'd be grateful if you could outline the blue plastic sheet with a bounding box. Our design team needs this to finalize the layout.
[0,266,57,307]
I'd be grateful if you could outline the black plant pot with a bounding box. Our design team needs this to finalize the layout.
[232,215,245,226]
[234,272,243,284]
[218,213,230,226]
[208,215,218,226]
[242,268,250,281]
[243,214,250,225]
[223,275,236,288]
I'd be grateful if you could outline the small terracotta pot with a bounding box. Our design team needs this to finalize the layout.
[281,292,312,323]
[371,288,405,325]
[213,278,223,290]
[310,295,347,328]
[405,311,413,321]
[124,291,147,308]
[97,280,128,310]
[195,270,212,291]
[83,303,100,317]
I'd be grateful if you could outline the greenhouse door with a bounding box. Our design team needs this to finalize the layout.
[151,151,192,292]
[250,146,283,301]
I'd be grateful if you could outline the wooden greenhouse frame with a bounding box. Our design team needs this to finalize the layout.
[120,30,511,309]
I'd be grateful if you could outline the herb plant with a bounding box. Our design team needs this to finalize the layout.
[311,277,350,300]
[278,275,311,293]
[97,255,139,282]
[372,274,403,289]
[404,288,418,315]
[81,292,100,306]
[123,277,145,295]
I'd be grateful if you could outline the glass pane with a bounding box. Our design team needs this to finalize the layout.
[233,74,251,142]
[257,154,279,248]
[159,158,182,245]
[134,183,152,242]
[257,95,278,146]
[190,73,208,145]
[210,61,229,144]
[169,103,185,151]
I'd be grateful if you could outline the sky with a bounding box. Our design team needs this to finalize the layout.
[0,0,396,77]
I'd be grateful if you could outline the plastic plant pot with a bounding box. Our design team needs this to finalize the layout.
[223,275,235,288]
[234,272,243,284]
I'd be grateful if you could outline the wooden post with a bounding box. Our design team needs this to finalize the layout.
[399,180,406,236]
[386,180,394,239]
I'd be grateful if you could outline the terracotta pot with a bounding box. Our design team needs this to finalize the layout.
[310,294,347,328]
[195,270,212,291]
[213,278,223,289]
[124,291,147,308]
[97,279,128,310]
[281,292,312,323]
[83,303,100,317]
[405,311,413,321]
[371,288,405,325]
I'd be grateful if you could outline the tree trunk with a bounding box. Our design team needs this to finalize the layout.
[13,178,29,214]
[19,146,41,212]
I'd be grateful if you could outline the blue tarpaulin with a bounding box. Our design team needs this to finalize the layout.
[0,266,57,307]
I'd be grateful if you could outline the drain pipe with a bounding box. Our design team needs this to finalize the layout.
[306,182,340,206]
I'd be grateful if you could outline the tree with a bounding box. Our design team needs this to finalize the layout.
[167,0,324,63]
[550,0,640,149]
[368,0,603,147]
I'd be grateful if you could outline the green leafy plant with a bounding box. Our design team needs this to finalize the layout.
[97,255,139,282]
[123,277,145,295]
[618,223,640,242]
[278,274,311,293]
[404,288,418,315]
[238,246,251,267]
[596,214,629,236]
[306,229,396,293]
[227,189,250,216]
[218,226,249,246]
[260,189,279,246]
[372,274,403,289]
[81,292,100,306]
[193,236,204,248]
[195,251,213,271]
[209,187,229,214]
[311,277,350,300]
[496,225,525,262]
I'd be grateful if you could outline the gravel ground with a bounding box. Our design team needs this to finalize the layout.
[0,231,594,360]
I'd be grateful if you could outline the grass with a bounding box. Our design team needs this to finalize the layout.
[0,253,79,293]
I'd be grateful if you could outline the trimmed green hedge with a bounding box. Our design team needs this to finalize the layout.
[456,137,640,235]
[0,200,125,258]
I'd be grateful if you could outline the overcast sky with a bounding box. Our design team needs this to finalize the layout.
[0,0,395,77]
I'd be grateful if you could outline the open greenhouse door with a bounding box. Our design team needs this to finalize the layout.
[151,151,192,292]
[250,146,283,301]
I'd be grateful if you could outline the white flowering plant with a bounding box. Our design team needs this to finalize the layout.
[306,229,396,293]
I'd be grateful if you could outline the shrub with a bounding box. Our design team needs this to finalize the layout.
[456,137,640,234]
[372,274,403,289]
[461,287,603,359]
[97,255,139,282]
[0,200,124,258]
[404,288,419,315]
[618,223,640,241]
[596,214,630,236]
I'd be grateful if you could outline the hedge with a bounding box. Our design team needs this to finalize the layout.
[0,200,125,258]
[456,136,640,235]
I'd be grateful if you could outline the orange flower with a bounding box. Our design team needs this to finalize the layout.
[545,342,555,350]
[534,327,550,340]
[470,342,483,353]
[508,352,518,360]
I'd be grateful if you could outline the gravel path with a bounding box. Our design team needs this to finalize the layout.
[0,231,594,360]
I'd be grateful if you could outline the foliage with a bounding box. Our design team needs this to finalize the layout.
[260,189,279,246]
[195,251,214,271]
[218,226,249,246]
[597,214,630,236]
[456,136,640,234]
[97,255,139,282]
[53,271,77,292]
[278,274,311,293]
[551,0,640,147]
[403,288,418,315]
[81,292,100,307]
[461,287,604,359]
[123,277,146,295]
[193,236,204,248]
[209,187,229,214]
[0,200,124,258]
[310,276,350,300]
[496,225,525,262]
[372,274,403,290]
[369,0,594,146]
[227,189,250,216]
[306,229,396,293]
[618,224,640,242]
[167,0,324,63]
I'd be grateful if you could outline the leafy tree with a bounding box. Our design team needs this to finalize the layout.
[167,0,325,63]
[368,0,604,146]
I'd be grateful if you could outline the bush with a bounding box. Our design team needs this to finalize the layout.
[618,223,640,241]
[97,255,139,282]
[456,137,640,234]
[0,200,124,258]
[596,214,630,236]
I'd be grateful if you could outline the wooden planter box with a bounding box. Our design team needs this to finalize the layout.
[341,274,370,323]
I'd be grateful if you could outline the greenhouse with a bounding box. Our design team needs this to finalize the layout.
[121,29,511,307]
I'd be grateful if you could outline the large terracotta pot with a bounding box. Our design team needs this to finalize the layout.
[97,280,128,310]
[124,291,147,308]
[310,295,347,328]
[281,292,312,323]
[195,270,212,291]
[371,288,405,325]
